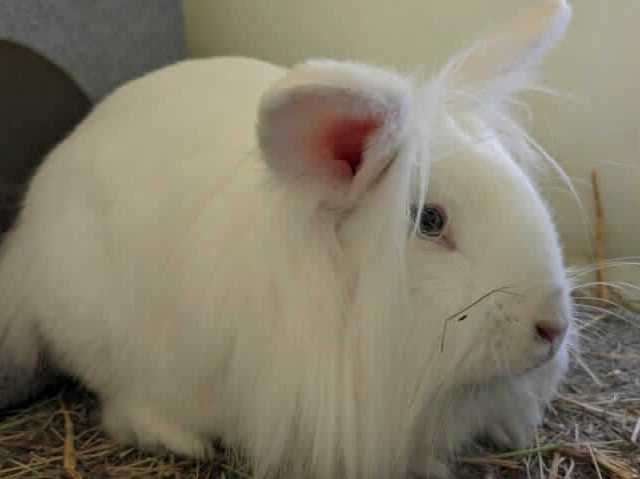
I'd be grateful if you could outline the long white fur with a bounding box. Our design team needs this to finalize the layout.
[0,1,574,478]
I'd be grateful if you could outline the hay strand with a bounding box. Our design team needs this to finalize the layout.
[591,170,610,302]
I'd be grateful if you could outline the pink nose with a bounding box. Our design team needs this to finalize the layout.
[535,320,567,344]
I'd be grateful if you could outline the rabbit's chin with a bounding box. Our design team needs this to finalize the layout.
[411,341,569,478]
[502,343,567,382]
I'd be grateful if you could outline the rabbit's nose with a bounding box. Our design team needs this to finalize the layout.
[535,319,568,344]
[530,283,570,345]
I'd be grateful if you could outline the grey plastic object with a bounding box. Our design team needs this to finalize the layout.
[0,39,92,409]
[0,0,187,101]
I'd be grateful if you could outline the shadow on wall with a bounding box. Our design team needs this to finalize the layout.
[0,1,187,233]
[0,0,186,102]
[0,40,92,234]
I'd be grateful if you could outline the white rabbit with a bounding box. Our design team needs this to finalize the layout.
[0,1,575,478]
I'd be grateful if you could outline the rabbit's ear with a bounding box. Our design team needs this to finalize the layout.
[444,0,572,108]
[257,60,411,208]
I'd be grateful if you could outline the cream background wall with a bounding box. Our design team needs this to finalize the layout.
[183,0,639,285]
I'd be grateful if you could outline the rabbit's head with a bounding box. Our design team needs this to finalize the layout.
[257,0,573,383]
[254,2,574,473]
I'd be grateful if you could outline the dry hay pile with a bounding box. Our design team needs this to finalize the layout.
[1,290,639,479]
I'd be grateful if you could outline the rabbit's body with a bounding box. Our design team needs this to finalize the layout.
[4,54,281,421]
[0,2,576,478]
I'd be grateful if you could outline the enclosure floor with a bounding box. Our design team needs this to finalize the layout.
[1,314,638,478]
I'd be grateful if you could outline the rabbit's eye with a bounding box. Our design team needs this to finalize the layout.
[410,204,448,238]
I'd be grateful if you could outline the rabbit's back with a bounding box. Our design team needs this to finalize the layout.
[7,56,287,395]
[28,57,285,241]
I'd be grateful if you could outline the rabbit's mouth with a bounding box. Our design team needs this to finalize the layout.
[519,340,566,377]
[527,353,556,374]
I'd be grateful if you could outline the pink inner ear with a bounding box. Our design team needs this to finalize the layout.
[323,118,381,176]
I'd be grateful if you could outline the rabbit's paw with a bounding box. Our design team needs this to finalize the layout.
[102,401,213,459]
[485,398,542,450]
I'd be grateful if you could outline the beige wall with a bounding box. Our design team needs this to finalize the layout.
[184,0,640,285]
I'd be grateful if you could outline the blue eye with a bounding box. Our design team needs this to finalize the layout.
[410,204,448,238]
